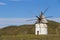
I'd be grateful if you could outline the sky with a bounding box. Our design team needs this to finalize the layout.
[0,0,60,28]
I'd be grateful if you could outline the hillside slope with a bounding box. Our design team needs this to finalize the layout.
[0,20,60,35]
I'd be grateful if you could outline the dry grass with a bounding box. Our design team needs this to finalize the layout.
[0,34,60,40]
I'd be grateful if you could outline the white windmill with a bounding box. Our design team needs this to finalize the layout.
[35,12,48,35]
[26,8,52,35]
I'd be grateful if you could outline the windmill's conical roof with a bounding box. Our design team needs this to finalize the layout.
[36,12,48,24]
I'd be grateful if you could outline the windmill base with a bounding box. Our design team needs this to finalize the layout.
[35,23,48,35]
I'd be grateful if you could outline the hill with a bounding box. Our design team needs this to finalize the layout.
[0,20,60,35]
[0,20,60,40]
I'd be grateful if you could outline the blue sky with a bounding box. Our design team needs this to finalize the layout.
[0,0,60,28]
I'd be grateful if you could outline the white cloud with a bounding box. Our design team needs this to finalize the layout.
[0,2,6,5]
[47,17,60,22]
[0,18,35,28]
[0,17,60,29]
